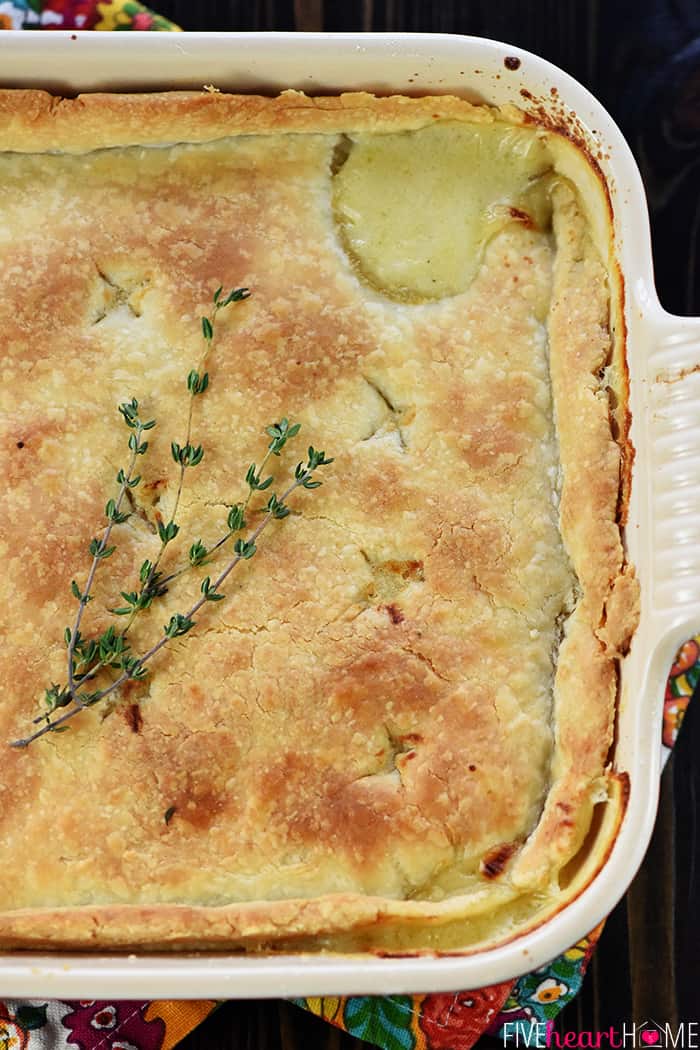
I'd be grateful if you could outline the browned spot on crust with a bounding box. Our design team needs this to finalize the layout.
[264,752,380,853]
[124,703,142,734]
[504,56,522,71]
[119,680,147,708]
[175,790,224,830]
[385,603,404,624]
[327,650,446,731]
[480,841,519,879]
[352,459,410,521]
[190,683,205,705]
[382,559,424,580]
[508,206,536,229]
[444,374,537,475]
[141,728,241,837]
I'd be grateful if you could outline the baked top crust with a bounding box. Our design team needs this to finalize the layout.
[0,90,638,951]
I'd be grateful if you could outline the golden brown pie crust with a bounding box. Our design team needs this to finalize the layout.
[0,90,638,951]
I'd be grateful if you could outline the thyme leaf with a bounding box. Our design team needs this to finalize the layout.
[10,284,333,749]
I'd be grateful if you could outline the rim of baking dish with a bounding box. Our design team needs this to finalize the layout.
[0,30,699,998]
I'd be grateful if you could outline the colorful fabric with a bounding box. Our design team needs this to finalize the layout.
[294,984,513,1050]
[663,634,699,747]
[0,999,215,1049]
[0,0,179,30]
[294,923,604,1050]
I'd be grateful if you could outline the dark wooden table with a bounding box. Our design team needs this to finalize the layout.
[151,2,700,1045]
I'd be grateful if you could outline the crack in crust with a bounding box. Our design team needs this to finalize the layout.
[361,375,410,451]
[91,262,152,323]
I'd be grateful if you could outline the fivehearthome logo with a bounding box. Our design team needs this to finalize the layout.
[501,1019,700,1048]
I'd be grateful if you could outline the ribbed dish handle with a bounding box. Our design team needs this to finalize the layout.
[645,311,700,768]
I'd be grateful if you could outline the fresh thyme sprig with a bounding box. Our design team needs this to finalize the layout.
[9,283,336,749]
[37,287,251,723]
[158,416,302,588]
[113,286,250,631]
[63,398,154,704]
[10,444,332,747]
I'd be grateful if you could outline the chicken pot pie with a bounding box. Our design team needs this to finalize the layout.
[0,89,639,952]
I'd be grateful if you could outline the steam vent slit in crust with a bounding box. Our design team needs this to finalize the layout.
[0,90,639,952]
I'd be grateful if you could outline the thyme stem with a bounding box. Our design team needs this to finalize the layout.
[111,287,249,641]
[66,437,140,701]
[11,477,303,748]
[8,284,336,751]
[142,353,198,594]
[156,444,277,592]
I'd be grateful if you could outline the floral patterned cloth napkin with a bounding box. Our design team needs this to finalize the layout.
[0,1000,215,1049]
[0,0,176,30]
[1,5,695,1047]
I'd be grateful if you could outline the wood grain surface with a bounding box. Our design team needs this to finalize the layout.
[158,1,700,1045]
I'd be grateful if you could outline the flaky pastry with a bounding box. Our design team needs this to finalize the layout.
[0,89,638,952]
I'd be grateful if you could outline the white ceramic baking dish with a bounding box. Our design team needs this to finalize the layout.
[0,29,698,1000]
